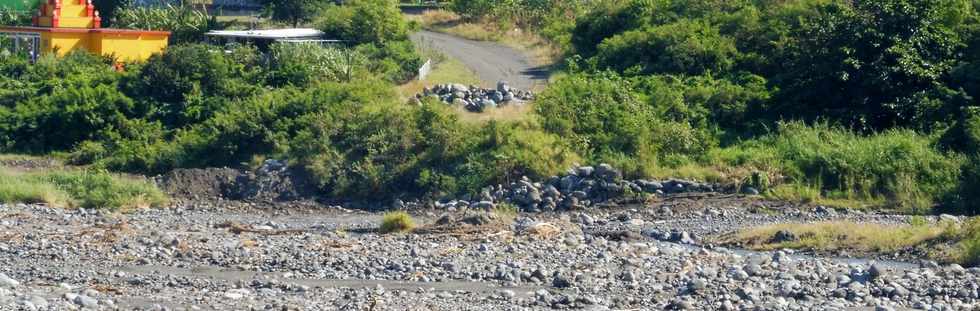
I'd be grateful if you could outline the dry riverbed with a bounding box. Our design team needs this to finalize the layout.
[1,191,979,310]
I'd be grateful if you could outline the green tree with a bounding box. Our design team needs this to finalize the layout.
[594,19,737,76]
[260,0,324,27]
[449,0,495,21]
[772,0,966,130]
[319,0,410,44]
[124,44,257,128]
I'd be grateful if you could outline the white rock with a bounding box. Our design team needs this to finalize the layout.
[0,274,19,288]
[224,288,250,300]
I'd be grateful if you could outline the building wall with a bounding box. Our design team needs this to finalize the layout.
[92,32,169,61]
[41,31,90,56]
[31,31,167,61]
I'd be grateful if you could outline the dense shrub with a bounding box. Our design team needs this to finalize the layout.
[355,40,423,83]
[449,0,494,21]
[260,0,325,27]
[123,44,259,127]
[447,0,587,52]
[0,7,33,26]
[594,19,736,76]
[318,0,421,82]
[319,0,411,44]
[0,52,132,153]
[631,73,770,135]
[534,72,715,177]
[571,0,979,132]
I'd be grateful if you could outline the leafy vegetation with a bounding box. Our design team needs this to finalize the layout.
[0,6,32,26]
[318,0,423,82]
[113,4,218,44]
[0,168,166,210]
[259,0,324,27]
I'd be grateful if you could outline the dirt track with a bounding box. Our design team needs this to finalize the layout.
[410,30,549,90]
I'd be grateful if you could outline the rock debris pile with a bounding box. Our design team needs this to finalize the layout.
[411,163,725,212]
[414,81,534,112]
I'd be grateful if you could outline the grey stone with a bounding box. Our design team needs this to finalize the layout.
[74,295,99,308]
[770,230,798,243]
[687,279,707,293]
[868,264,885,280]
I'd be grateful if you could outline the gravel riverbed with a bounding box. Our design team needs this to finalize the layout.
[0,195,977,310]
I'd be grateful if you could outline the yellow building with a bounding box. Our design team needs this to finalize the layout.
[0,0,170,62]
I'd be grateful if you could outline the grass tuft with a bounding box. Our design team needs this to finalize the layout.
[379,211,416,234]
[491,202,519,222]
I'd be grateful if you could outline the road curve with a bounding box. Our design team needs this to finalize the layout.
[410,30,549,90]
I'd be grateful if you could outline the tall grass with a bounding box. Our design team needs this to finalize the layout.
[734,217,980,267]
[733,221,949,253]
[713,122,963,212]
[0,168,167,210]
[0,172,70,207]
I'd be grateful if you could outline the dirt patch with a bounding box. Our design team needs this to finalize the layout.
[154,166,320,202]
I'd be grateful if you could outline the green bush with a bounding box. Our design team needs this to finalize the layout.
[449,0,494,21]
[594,19,737,76]
[2,71,137,152]
[259,0,325,27]
[124,44,259,127]
[631,73,771,135]
[354,40,423,83]
[318,0,421,82]
[534,72,716,177]
[319,0,411,45]
[0,7,33,26]
[946,157,980,215]
[941,106,980,155]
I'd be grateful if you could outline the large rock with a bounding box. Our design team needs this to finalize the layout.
[451,84,469,93]
[0,274,19,288]
[595,163,622,181]
[497,81,510,94]
[577,166,595,178]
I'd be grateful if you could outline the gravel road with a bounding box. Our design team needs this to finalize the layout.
[410,30,549,90]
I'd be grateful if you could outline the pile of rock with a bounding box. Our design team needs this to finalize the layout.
[414,81,534,112]
[154,159,318,203]
[416,164,724,212]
